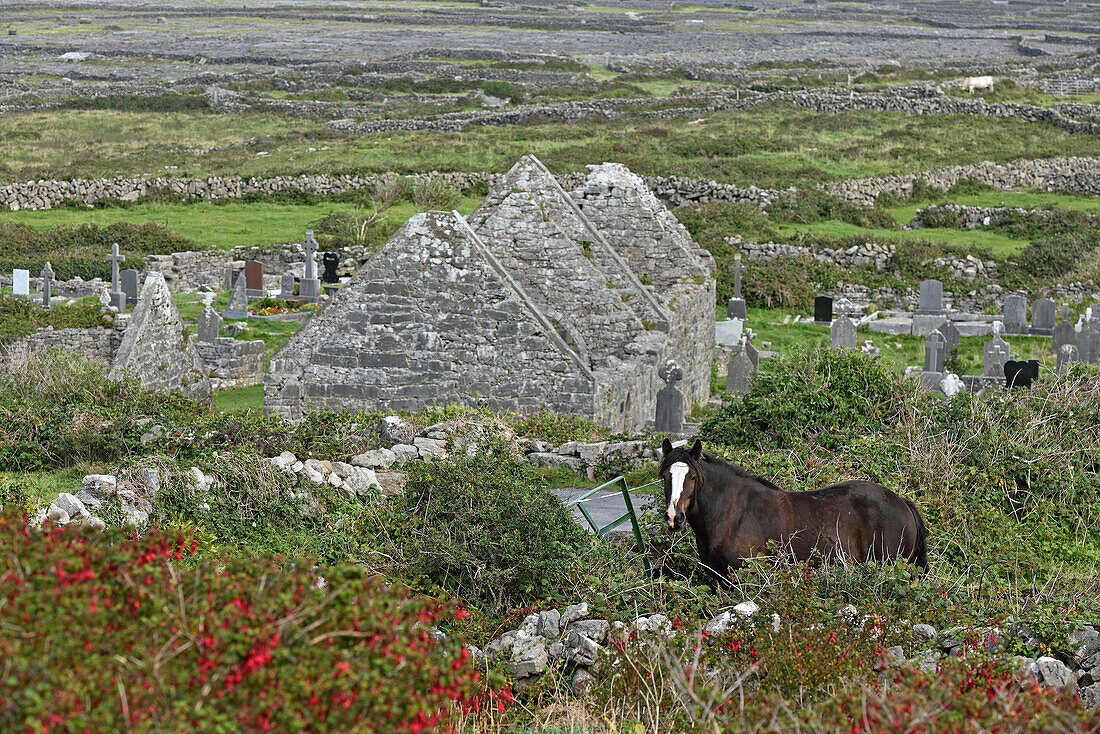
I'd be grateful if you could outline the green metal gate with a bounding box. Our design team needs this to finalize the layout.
[565,476,653,574]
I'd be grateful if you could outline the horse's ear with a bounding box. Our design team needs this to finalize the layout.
[690,439,703,459]
[661,438,673,456]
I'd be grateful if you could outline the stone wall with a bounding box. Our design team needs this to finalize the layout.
[1,325,123,366]
[734,238,998,280]
[195,337,265,390]
[908,204,1100,230]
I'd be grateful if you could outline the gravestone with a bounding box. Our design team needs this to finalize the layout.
[830,314,857,350]
[120,268,139,306]
[298,231,322,302]
[222,273,249,319]
[244,260,265,299]
[814,296,833,325]
[983,323,1012,378]
[1030,298,1055,336]
[727,344,754,394]
[322,252,340,284]
[921,329,946,389]
[654,360,684,434]
[917,280,944,314]
[1077,325,1100,365]
[737,329,759,369]
[107,242,126,312]
[280,273,296,299]
[12,269,29,297]
[1052,307,1075,356]
[1003,295,1027,335]
[1004,360,1039,389]
[197,303,221,342]
[937,319,961,357]
[1056,343,1079,373]
[715,317,743,347]
[725,254,747,321]
[40,262,54,309]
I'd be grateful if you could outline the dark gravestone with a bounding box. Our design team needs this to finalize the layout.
[654,360,685,434]
[917,279,944,314]
[937,319,960,357]
[120,268,139,306]
[1004,360,1040,389]
[280,273,296,298]
[1029,298,1055,336]
[1003,295,1027,335]
[1077,326,1100,365]
[1052,307,1075,356]
[244,260,265,299]
[322,252,340,284]
[814,296,833,325]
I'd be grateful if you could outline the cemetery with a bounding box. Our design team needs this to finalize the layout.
[2,1,1100,732]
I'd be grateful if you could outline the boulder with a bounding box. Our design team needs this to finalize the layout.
[82,474,116,497]
[705,611,733,635]
[561,603,589,627]
[509,637,549,679]
[351,448,397,470]
[912,623,937,643]
[563,630,601,667]
[537,609,562,639]
[1034,657,1076,690]
[51,493,89,522]
[379,415,417,445]
[391,444,419,465]
[413,437,446,460]
[571,667,594,695]
[374,472,407,497]
[570,619,610,645]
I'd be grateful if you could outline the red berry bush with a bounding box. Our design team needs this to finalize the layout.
[0,510,507,733]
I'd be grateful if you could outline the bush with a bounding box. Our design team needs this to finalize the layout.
[367,456,590,618]
[0,297,111,346]
[0,511,504,732]
[1004,231,1100,285]
[769,189,897,230]
[701,348,913,451]
[411,179,461,210]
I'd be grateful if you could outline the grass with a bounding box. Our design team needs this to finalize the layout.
[0,468,87,505]
[882,189,1100,225]
[3,104,1098,188]
[173,292,305,363]
[0,197,482,251]
[213,384,263,413]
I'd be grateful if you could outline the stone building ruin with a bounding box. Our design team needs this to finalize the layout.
[265,156,715,431]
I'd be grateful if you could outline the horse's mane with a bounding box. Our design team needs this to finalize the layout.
[660,447,781,491]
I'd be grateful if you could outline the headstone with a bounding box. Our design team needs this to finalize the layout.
[830,314,857,350]
[983,340,1011,378]
[654,360,685,434]
[298,231,322,302]
[280,273,296,299]
[1003,294,1027,335]
[1052,307,1075,356]
[937,319,960,357]
[1056,343,1079,373]
[1077,325,1100,365]
[737,329,759,369]
[715,317,743,346]
[922,330,946,389]
[222,273,249,319]
[322,252,340,284]
[725,254,748,321]
[1004,360,1039,388]
[917,280,944,314]
[197,303,221,342]
[727,345,754,394]
[1030,298,1055,336]
[814,296,833,325]
[120,268,139,306]
[244,260,265,299]
[40,262,54,309]
[12,269,29,297]
[107,242,126,312]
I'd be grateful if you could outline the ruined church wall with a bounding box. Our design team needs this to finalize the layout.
[1,326,122,367]
[195,338,265,390]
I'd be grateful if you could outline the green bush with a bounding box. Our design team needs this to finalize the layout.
[701,348,912,451]
[0,511,504,732]
[769,189,897,230]
[1004,231,1100,285]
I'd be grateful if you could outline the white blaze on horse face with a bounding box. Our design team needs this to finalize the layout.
[667,462,690,525]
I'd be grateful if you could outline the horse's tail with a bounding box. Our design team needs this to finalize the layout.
[904,499,928,572]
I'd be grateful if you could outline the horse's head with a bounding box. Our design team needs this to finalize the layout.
[659,438,704,531]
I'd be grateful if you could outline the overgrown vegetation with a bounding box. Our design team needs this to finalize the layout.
[0,298,111,346]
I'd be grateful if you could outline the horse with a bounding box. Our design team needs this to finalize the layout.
[659,439,927,580]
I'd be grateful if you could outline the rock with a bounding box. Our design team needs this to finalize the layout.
[1035,657,1076,690]
[564,630,601,667]
[46,505,70,525]
[485,631,519,658]
[331,461,354,479]
[1082,683,1100,709]
[570,619,610,645]
[886,646,906,665]
[390,444,419,465]
[537,609,562,639]
[379,415,417,445]
[269,451,298,474]
[75,490,103,511]
[912,623,937,643]
[77,516,106,532]
[912,649,941,674]
[351,448,397,470]
[374,471,407,497]
[634,614,673,637]
[938,627,966,652]
[51,493,89,521]
[518,613,540,638]
[1069,627,1100,664]
[413,437,446,460]
[188,467,213,493]
[120,502,148,528]
[547,642,564,659]
[561,603,589,627]
[509,637,549,679]
[705,611,733,635]
[139,467,161,497]
[344,467,380,497]
[733,601,759,617]
[82,474,116,497]
[527,452,583,472]
[327,472,343,488]
[571,667,594,695]
[423,422,453,440]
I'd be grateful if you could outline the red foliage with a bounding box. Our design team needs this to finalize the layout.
[0,511,506,733]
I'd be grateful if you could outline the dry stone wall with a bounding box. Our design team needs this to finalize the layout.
[908,204,1100,230]
[194,338,265,390]
[735,238,998,280]
[1,325,123,367]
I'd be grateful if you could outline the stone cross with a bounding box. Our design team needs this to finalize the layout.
[201,291,216,309]
[729,254,746,300]
[654,359,685,434]
[924,330,946,373]
[40,262,54,308]
[725,253,748,320]
[303,231,319,281]
[983,341,1011,378]
[107,243,127,311]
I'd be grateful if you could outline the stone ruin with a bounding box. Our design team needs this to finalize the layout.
[265,156,716,432]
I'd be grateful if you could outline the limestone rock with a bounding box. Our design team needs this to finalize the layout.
[509,637,549,679]
[390,444,419,465]
[351,448,397,470]
[561,603,589,628]
[413,437,446,460]
[379,415,417,445]
[51,493,89,522]
[537,609,562,640]
[82,474,116,497]
[563,629,601,667]
[569,619,610,645]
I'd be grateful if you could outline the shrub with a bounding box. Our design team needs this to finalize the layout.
[367,456,590,618]
[1004,231,1100,285]
[0,510,505,732]
[411,179,462,210]
[0,297,111,346]
[769,189,897,230]
[701,348,913,451]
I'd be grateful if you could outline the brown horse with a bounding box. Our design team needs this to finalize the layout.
[660,439,927,578]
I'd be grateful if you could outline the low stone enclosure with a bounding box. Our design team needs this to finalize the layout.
[265,156,716,433]
[1,273,263,395]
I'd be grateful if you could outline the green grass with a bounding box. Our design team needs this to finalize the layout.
[0,197,482,251]
[213,385,264,413]
[3,104,1098,188]
[882,189,1100,226]
[0,469,88,506]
